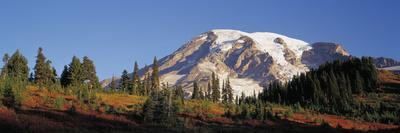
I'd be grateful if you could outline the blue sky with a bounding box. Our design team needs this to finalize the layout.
[0,0,399,80]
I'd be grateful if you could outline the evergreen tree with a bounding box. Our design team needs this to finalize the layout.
[60,65,70,87]
[34,47,54,86]
[131,61,140,95]
[81,56,100,89]
[199,88,205,100]
[192,81,199,99]
[2,82,18,108]
[222,79,228,103]
[110,76,117,92]
[207,81,212,100]
[28,72,34,83]
[226,77,234,104]
[7,50,29,81]
[151,57,160,92]
[353,71,363,94]
[1,53,9,79]
[211,72,220,102]
[119,70,130,92]
[174,85,184,100]
[68,56,82,85]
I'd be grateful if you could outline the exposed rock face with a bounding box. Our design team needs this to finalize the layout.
[301,42,350,68]
[373,57,400,68]
[102,29,351,97]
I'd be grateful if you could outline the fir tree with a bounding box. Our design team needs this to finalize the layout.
[211,72,220,102]
[68,56,82,85]
[199,88,205,100]
[7,50,29,81]
[207,81,212,100]
[119,69,130,93]
[226,77,234,104]
[151,57,160,92]
[222,79,228,103]
[192,81,199,99]
[1,53,9,79]
[81,56,100,89]
[60,65,70,87]
[110,76,117,92]
[131,61,140,95]
[34,47,54,86]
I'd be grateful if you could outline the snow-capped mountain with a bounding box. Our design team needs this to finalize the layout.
[102,29,350,96]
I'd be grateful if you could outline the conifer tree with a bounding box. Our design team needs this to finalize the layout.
[226,77,234,104]
[7,50,29,81]
[68,56,82,85]
[131,61,140,95]
[151,57,160,92]
[174,85,184,100]
[81,56,100,89]
[120,69,130,92]
[60,65,70,87]
[211,72,220,102]
[222,79,228,103]
[192,81,199,99]
[34,47,54,86]
[110,76,117,92]
[199,88,205,100]
[207,81,212,100]
[1,53,9,79]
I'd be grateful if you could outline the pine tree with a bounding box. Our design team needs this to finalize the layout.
[2,82,18,108]
[211,72,220,102]
[68,56,82,86]
[226,77,234,104]
[60,65,70,87]
[81,56,100,89]
[110,76,117,92]
[222,79,228,103]
[1,53,9,79]
[34,47,54,86]
[7,50,29,81]
[199,88,205,100]
[119,70,130,93]
[207,81,212,100]
[192,81,199,99]
[131,61,140,95]
[151,57,160,92]
[174,85,184,100]
[353,71,363,94]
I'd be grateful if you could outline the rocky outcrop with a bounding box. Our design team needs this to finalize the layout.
[301,42,350,68]
[373,57,400,68]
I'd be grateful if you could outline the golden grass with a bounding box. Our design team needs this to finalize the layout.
[96,93,147,111]
[182,100,225,116]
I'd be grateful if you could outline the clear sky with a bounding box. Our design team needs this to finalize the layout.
[0,0,399,80]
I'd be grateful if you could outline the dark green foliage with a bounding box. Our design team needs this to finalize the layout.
[259,57,380,114]
[119,70,130,92]
[211,72,220,102]
[0,53,10,79]
[2,82,16,108]
[68,56,83,86]
[6,50,29,81]
[131,61,140,95]
[192,81,199,99]
[142,88,179,126]
[151,57,160,92]
[34,47,55,86]
[81,56,100,89]
[222,78,234,104]
[60,65,70,87]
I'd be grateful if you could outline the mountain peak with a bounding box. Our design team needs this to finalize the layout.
[103,30,351,97]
